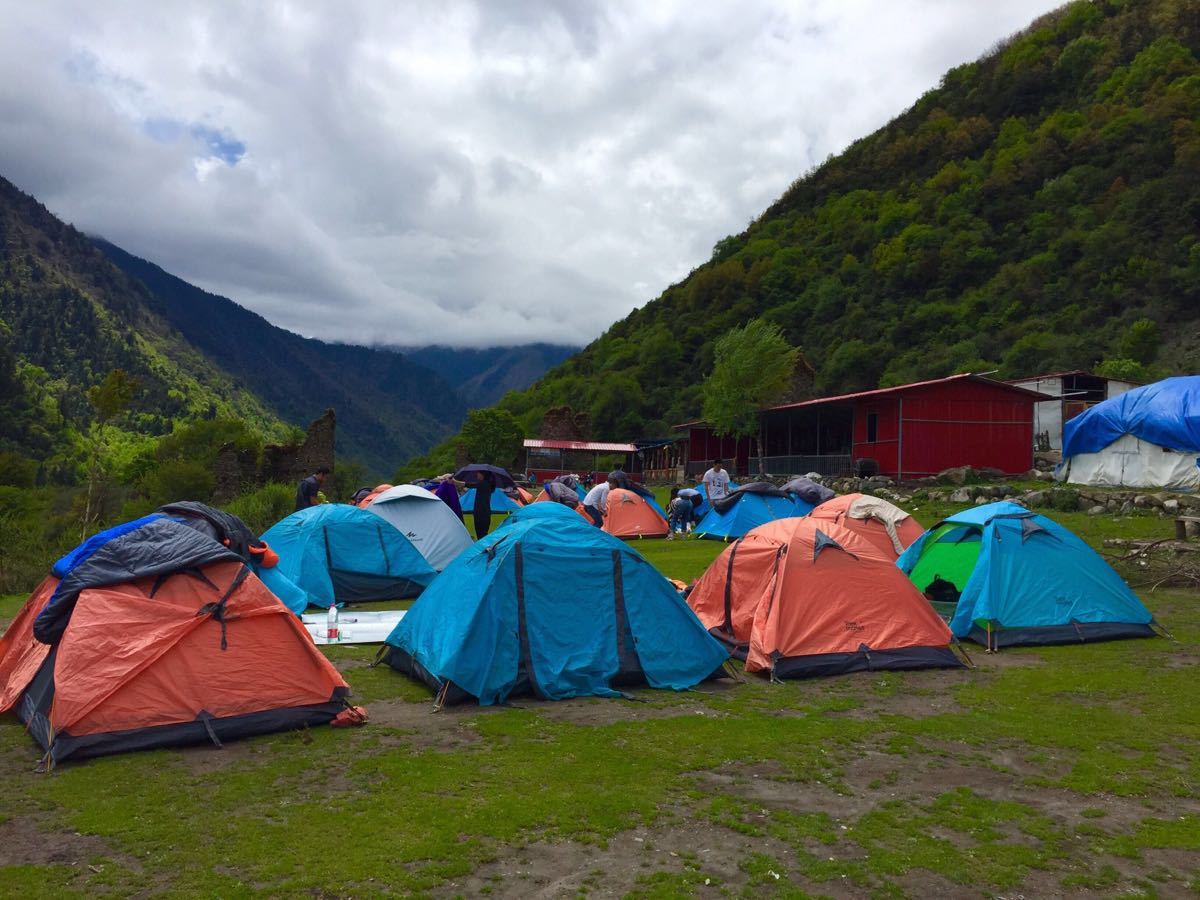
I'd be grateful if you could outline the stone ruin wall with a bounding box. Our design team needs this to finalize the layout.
[213,408,336,503]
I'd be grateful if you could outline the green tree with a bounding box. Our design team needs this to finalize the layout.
[82,369,140,538]
[1094,357,1150,382]
[1120,318,1159,364]
[459,408,523,467]
[702,319,799,437]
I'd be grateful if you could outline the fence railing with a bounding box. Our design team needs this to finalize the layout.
[759,455,855,477]
[685,455,854,479]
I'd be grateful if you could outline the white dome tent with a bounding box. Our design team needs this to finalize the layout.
[364,485,473,570]
[1058,376,1200,489]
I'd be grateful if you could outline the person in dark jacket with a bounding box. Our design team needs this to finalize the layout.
[295,466,330,511]
[473,471,497,538]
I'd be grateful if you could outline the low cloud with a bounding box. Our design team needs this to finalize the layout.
[0,1,1058,347]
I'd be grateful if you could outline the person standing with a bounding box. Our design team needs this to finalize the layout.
[703,459,730,502]
[295,466,330,511]
[473,471,497,538]
[582,476,617,527]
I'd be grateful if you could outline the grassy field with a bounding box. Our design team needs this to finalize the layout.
[0,495,1197,897]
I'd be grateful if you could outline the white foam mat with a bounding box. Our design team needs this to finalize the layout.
[301,610,406,645]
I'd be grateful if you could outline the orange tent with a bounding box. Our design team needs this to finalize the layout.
[603,488,669,539]
[686,518,962,678]
[808,493,924,560]
[355,483,394,508]
[0,561,349,763]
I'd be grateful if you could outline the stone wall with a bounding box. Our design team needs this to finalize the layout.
[212,409,336,503]
[540,405,590,441]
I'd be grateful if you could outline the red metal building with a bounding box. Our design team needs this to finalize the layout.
[762,374,1046,478]
[678,374,1047,480]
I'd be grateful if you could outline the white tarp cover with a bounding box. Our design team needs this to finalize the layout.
[1058,433,1200,490]
[365,484,472,570]
[302,610,405,645]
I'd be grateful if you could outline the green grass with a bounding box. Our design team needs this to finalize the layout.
[0,499,1196,896]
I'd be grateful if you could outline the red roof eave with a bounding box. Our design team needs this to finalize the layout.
[523,439,638,453]
[765,373,1052,411]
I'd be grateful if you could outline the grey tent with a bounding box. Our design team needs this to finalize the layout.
[364,484,474,571]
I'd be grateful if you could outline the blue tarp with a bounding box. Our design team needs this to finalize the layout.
[262,505,436,608]
[1062,376,1200,457]
[384,502,728,705]
[897,501,1152,642]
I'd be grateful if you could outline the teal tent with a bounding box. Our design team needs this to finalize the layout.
[897,501,1156,649]
[382,503,729,705]
[460,488,525,515]
[262,505,436,608]
[694,483,813,541]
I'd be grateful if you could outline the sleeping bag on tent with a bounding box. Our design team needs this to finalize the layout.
[808,493,923,560]
[533,480,583,507]
[382,503,728,705]
[690,481,739,519]
[363,484,472,570]
[157,500,308,615]
[687,518,963,678]
[897,501,1156,649]
[262,504,436,608]
[694,482,813,541]
[0,517,349,763]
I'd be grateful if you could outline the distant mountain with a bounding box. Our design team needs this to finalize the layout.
[0,175,287,476]
[95,240,466,475]
[403,344,578,408]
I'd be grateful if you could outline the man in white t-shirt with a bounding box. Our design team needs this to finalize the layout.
[702,459,731,502]
[582,477,617,527]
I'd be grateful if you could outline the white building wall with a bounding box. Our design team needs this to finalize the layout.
[1106,380,1136,399]
[1012,376,1065,450]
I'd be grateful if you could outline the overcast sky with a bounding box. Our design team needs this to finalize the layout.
[0,1,1060,348]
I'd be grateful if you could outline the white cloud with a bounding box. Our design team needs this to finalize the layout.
[0,0,1060,347]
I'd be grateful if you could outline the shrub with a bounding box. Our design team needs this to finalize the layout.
[224,483,295,535]
[1047,488,1080,512]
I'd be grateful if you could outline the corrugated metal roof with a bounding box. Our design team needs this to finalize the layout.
[673,374,1051,430]
[766,373,1051,411]
[523,439,638,452]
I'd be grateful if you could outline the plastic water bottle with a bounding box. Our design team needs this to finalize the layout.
[326,604,339,642]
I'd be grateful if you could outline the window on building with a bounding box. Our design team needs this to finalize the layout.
[866,412,878,444]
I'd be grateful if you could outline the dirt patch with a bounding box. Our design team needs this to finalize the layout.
[524,694,730,727]
[359,699,486,751]
[0,814,143,871]
[438,819,799,899]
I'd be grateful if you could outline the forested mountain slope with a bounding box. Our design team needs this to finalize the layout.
[0,176,287,476]
[96,241,467,474]
[453,0,1200,447]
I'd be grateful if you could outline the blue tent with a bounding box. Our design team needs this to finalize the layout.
[382,502,729,705]
[460,487,525,515]
[262,505,436,609]
[897,501,1156,649]
[694,484,813,541]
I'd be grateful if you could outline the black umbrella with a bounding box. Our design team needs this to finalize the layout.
[454,464,516,489]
